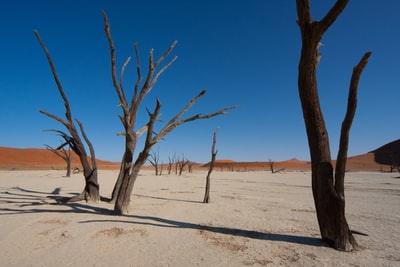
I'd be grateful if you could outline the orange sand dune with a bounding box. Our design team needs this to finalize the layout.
[0,139,398,172]
[0,147,120,170]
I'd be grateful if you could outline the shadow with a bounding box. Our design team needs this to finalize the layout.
[80,214,325,247]
[134,194,201,204]
[0,186,112,215]
[1,187,325,248]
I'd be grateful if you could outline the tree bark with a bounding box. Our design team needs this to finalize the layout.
[203,130,217,203]
[296,0,371,251]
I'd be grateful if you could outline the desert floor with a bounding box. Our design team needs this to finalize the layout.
[0,170,399,267]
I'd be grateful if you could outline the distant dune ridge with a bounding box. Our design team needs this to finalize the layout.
[0,139,399,171]
[0,147,119,170]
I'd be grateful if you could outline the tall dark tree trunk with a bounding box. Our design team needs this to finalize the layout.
[296,0,371,251]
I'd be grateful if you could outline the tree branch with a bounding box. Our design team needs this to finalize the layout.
[76,119,97,170]
[102,10,129,117]
[335,51,372,195]
[34,30,73,123]
[154,90,238,143]
[119,56,131,101]
[131,42,142,109]
[39,109,70,129]
[318,0,349,34]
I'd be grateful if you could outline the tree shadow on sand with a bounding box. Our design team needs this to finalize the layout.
[80,215,326,248]
[0,186,111,214]
[1,186,325,248]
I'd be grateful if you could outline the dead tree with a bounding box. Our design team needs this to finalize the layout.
[188,162,194,173]
[44,131,74,177]
[102,11,236,215]
[167,154,175,174]
[296,0,371,250]
[177,156,189,176]
[268,159,274,173]
[35,31,100,203]
[148,148,161,175]
[203,130,217,203]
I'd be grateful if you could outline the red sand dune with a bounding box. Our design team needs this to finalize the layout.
[0,147,120,170]
[0,140,398,172]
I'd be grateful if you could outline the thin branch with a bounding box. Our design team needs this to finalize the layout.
[39,109,70,129]
[102,10,129,116]
[152,55,178,85]
[154,40,178,69]
[136,125,148,138]
[45,144,69,161]
[131,42,142,107]
[34,30,73,122]
[119,56,131,101]
[164,90,207,127]
[335,51,372,195]
[154,91,237,143]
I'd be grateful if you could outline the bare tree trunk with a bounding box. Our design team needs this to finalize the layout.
[168,155,175,175]
[268,159,274,173]
[296,0,371,251]
[66,157,71,177]
[203,130,217,203]
[177,157,189,176]
[35,31,100,202]
[111,136,135,203]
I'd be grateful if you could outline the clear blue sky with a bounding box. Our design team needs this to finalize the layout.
[1,1,399,163]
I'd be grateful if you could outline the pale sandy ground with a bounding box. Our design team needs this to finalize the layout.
[0,170,399,267]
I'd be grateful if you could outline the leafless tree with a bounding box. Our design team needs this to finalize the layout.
[187,162,194,173]
[268,159,274,173]
[44,130,74,177]
[148,148,161,175]
[177,155,189,176]
[35,31,100,203]
[296,0,371,251]
[102,11,237,215]
[203,130,217,203]
[167,154,175,175]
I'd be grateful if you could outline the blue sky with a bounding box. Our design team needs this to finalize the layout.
[0,1,399,163]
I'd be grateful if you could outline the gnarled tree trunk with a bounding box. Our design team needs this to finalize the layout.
[296,0,371,251]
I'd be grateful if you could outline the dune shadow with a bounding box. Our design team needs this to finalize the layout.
[80,214,325,247]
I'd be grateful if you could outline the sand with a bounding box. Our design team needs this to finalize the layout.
[0,170,399,266]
